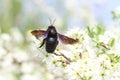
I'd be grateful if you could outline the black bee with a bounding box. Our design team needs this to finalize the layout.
[31,25,78,53]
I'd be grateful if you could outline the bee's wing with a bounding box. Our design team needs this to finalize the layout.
[58,33,78,44]
[31,30,47,39]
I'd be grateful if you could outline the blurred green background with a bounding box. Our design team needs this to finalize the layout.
[1,0,120,33]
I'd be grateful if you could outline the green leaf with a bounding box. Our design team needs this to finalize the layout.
[109,38,115,47]
[86,25,105,43]
[112,11,120,19]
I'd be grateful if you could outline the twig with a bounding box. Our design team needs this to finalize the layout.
[79,52,82,59]
[53,52,72,64]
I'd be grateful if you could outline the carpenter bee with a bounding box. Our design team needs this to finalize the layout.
[31,24,78,53]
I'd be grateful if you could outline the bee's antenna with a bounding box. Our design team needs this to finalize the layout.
[49,18,56,26]
[49,18,52,25]
[52,18,56,25]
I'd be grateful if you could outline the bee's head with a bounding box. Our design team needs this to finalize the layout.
[48,25,57,34]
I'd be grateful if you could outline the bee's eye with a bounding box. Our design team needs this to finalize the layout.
[50,29,56,34]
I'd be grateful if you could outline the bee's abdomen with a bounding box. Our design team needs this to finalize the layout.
[46,44,55,53]
[46,37,58,53]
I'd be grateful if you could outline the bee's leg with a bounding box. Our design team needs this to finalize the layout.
[39,38,46,48]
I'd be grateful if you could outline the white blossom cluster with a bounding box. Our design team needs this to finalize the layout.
[0,28,54,80]
[0,26,120,80]
[33,26,120,80]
